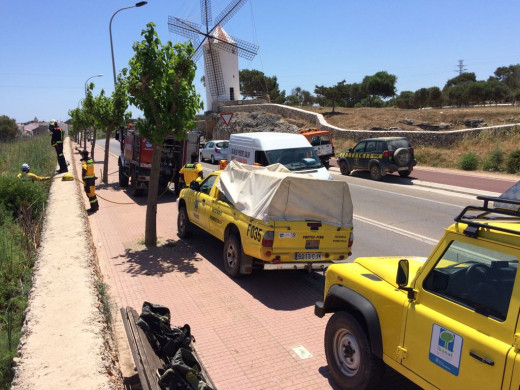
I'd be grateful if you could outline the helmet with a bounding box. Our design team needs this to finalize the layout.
[21,163,30,172]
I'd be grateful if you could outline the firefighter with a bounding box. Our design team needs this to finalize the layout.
[179,152,203,188]
[80,150,99,213]
[17,163,51,182]
[49,119,68,173]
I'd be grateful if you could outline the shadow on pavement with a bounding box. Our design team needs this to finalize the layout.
[114,239,204,277]
[348,170,416,185]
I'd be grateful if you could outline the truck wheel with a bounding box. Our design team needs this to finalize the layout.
[369,164,382,181]
[398,170,411,177]
[339,160,351,176]
[325,312,384,390]
[223,234,242,277]
[323,159,330,169]
[119,166,129,187]
[177,206,193,238]
[211,155,216,164]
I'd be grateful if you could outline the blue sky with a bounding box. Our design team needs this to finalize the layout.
[2,0,520,123]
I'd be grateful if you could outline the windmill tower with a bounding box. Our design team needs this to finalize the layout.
[168,0,259,111]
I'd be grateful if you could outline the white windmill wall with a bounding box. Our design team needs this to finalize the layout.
[204,26,241,111]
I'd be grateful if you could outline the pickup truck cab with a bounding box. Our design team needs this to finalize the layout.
[177,161,354,277]
[315,191,520,390]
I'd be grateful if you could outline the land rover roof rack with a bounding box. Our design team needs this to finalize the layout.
[454,195,520,238]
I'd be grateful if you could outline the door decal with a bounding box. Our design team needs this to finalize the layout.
[429,324,463,376]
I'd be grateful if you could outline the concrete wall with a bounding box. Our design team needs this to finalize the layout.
[198,103,520,147]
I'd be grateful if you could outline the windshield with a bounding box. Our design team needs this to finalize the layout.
[265,147,323,171]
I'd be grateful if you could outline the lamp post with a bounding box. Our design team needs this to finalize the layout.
[109,1,148,85]
[84,74,103,96]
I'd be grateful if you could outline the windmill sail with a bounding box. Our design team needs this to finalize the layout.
[168,0,259,108]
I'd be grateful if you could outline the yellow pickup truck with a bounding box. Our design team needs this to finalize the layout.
[177,161,354,277]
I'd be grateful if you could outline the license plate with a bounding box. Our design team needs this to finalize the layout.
[295,252,322,260]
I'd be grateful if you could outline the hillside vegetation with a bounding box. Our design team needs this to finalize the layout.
[300,106,520,173]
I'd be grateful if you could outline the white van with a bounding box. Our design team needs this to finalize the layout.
[228,132,332,180]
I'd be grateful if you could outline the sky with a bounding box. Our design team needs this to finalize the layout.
[2,0,520,124]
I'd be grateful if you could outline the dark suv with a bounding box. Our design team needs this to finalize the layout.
[336,137,416,180]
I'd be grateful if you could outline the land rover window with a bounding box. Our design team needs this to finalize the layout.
[352,142,366,153]
[423,240,518,321]
[199,175,217,195]
[387,139,411,151]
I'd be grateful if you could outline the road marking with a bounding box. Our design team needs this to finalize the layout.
[354,213,439,246]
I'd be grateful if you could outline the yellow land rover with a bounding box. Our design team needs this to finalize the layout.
[315,192,520,389]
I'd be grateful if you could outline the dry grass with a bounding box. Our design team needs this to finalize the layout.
[302,105,520,131]
[299,106,520,171]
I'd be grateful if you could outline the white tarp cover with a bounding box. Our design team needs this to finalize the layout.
[217,160,353,228]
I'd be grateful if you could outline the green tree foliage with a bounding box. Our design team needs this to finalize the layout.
[482,148,504,172]
[239,69,285,103]
[125,22,202,246]
[361,71,397,105]
[0,115,19,141]
[445,72,477,88]
[395,91,415,109]
[286,87,314,106]
[494,65,520,101]
[485,78,510,105]
[315,80,349,112]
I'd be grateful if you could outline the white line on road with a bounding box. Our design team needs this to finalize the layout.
[353,213,439,246]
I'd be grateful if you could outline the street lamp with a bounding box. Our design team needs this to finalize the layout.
[109,1,148,85]
[84,74,103,96]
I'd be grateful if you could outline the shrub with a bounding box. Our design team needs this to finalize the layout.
[459,152,479,170]
[481,148,504,172]
[505,150,520,174]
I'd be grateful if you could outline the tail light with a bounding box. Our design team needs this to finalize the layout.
[383,150,390,157]
[214,147,221,153]
[262,231,274,247]
[410,147,414,154]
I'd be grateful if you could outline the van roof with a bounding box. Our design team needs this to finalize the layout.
[229,132,311,150]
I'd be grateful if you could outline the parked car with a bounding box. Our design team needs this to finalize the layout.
[336,136,416,180]
[200,140,229,164]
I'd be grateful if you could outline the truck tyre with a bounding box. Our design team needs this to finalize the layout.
[339,160,351,176]
[223,234,242,277]
[393,148,411,167]
[325,311,385,390]
[177,206,193,238]
[369,164,382,181]
[119,166,129,187]
[398,170,411,177]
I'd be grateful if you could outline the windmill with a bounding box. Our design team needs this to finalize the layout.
[168,0,259,111]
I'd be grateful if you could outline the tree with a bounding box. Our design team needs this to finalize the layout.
[444,72,476,88]
[125,22,202,246]
[68,107,89,145]
[0,115,19,141]
[239,69,285,103]
[315,80,348,112]
[395,91,415,109]
[428,87,443,108]
[485,78,509,105]
[286,87,314,106]
[89,75,130,184]
[361,71,397,105]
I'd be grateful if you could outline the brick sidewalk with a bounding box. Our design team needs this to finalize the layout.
[79,142,343,389]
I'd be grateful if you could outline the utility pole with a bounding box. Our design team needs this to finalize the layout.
[455,59,467,75]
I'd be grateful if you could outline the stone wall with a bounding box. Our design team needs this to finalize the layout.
[198,103,520,147]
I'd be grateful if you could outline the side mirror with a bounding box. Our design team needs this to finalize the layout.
[190,181,201,191]
[348,148,353,152]
[396,259,409,287]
